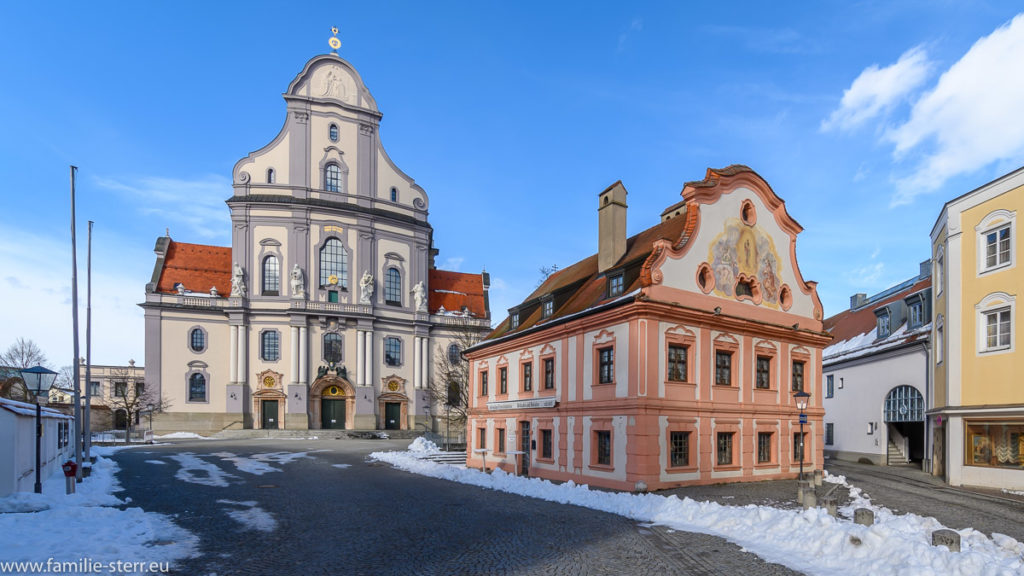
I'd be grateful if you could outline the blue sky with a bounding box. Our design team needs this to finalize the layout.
[3,1,1024,368]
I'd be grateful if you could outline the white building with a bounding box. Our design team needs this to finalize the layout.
[0,398,74,496]
[142,49,489,435]
[822,262,932,467]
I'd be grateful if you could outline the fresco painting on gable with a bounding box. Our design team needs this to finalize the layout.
[708,218,783,308]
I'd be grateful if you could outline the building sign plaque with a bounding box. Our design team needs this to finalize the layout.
[487,398,557,411]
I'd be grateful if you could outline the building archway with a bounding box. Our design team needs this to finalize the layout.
[884,385,925,465]
[310,376,355,430]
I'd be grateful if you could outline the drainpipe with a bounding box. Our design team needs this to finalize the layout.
[921,342,931,474]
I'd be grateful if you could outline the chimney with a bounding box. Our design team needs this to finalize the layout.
[919,259,931,279]
[850,293,867,310]
[481,268,491,319]
[598,181,628,272]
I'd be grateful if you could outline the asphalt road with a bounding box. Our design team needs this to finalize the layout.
[110,439,798,576]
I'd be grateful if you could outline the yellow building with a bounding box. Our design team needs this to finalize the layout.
[930,166,1024,489]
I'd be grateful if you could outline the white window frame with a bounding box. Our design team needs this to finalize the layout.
[935,245,944,296]
[935,315,944,365]
[976,293,1015,356]
[976,210,1016,276]
[876,311,890,338]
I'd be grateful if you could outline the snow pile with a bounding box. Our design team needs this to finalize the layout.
[407,437,441,455]
[0,447,198,570]
[154,432,209,440]
[371,449,1024,576]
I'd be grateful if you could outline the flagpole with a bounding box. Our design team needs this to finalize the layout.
[84,220,94,464]
[70,166,84,482]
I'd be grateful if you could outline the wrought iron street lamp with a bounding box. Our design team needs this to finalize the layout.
[21,365,58,493]
[794,390,810,482]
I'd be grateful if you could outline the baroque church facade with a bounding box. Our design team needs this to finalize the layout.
[142,52,489,434]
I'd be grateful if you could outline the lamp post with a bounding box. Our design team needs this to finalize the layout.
[147,403,155,431]
[794,390,810,482]
[21,366,58,494]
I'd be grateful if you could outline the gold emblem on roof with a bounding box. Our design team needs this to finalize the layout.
[329,26,341,52]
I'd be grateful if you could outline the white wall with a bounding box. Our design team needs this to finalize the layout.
[0,403,74,497]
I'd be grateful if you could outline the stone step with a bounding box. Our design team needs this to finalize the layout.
[212,429,424,441]
[420,451,468,466]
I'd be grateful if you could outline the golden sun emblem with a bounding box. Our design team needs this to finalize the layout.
[263,376,275,388]
[328,274,339,285]
[387,380,399,392]
[329,27,341,51]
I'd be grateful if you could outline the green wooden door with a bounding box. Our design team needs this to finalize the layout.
[262,400,279,430]
[385,402,401,430]
[321,399,346,429]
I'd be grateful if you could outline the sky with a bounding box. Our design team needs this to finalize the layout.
[3,1,1024,368]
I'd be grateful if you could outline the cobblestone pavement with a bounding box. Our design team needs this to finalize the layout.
[111,439,799,576]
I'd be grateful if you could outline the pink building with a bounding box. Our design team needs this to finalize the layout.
[465,166,829,491]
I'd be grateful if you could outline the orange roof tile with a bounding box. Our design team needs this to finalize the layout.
[155,240,232,296]
[429,269,488,318]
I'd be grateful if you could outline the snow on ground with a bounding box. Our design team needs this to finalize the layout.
[210,451,324,475]
[332,464,352,469]
[216,500,277,533]
[145,459,167,465]
[154,432,210,440]
[0,446,198,573]
[170,453,236,487]
[371,447,1024,576]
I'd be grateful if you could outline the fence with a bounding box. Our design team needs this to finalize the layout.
[92,429,154,443]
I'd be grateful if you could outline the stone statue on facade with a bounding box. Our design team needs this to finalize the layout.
[412,281,427,313]
[359,271,374,305]
[230,262,247,297]
[290,264,305,298]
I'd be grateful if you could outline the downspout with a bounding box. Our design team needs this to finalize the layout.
[921,341,931,474]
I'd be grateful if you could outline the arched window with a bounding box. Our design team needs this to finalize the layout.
[262,255,280,295]
[188,373,207,402]
[385,267,402,305]
[329,123,339,142]
[324,333,342,364]
[384,337,402,366]
[884,385,924,422]
[189,328,206,352]
[390,187,398,202]
[266,168,275,184]
[319,238,347,288]
[324,163,341,192]
[261,331,280,362]
[447,344,461,365]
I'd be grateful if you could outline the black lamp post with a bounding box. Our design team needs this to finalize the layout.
[794,390,810,482]
[21,365,58,494]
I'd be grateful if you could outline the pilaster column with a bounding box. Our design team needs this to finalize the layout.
[236,326,247,385]
[364,332,373,388]
[291,326,299,385]
[299,326,308,385]
[229,325,238,384]
[413,337,422,389]
[421,337,429,389]
[356,331,366,386]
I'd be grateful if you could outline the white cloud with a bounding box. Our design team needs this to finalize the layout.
[441,257,464,271]
[95,174,232,240]
[887,13,1024,205]
[821,46,931,133]
[618,18,643,52]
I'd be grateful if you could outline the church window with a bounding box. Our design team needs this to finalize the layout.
[319,238,348,288]
[447,344,461,365]
[188,373,207,402]
[261,330,280,362]
[262,255,280,295]
[390,187,398,202]
[385,267,402,305]
[324,333,342,364]
[266,168,275,184]
[325,163,341,192]
[329,123,339,142]
[385,337,402,366]
[189,328,206,353]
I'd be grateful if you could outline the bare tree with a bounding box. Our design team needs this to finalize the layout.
[0,338,50,401]
[536,264,559,288]
[106,364,171,442]
[425,323,485,436]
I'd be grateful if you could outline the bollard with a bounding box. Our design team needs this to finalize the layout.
[65,476,75,495]
[854,508,874,526]
[932,529,961,552]
[824,497,837,517]
[802,489,817,509]
[797,479,813,503]
[813,469,823,487]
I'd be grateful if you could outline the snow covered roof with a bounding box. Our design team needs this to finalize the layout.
[0,397,74,420]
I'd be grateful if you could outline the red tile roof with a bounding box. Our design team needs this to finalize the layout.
[155,240,232,296]
[429,269,489,318]
[487,211,690,339]
[823,276,931,350]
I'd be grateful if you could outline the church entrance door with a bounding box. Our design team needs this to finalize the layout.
[384,402,401,430]
[322,399,347,429]
[261,400,279,430]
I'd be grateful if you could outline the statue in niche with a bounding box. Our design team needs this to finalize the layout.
[359,271,374,305]
[412,281,427,312]
[290,264,305,298]
[230,262,247,297]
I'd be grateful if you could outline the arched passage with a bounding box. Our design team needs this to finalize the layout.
[884,385,925,466]
[310,376,355,430]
